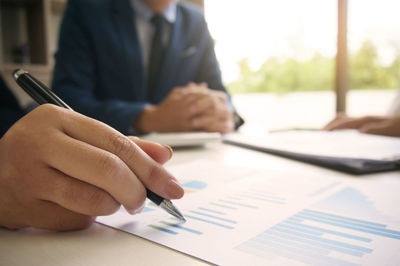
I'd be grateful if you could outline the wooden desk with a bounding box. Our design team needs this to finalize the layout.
[0,143,398,266]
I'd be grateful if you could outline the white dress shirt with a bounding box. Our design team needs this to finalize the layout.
[130,0,177,74]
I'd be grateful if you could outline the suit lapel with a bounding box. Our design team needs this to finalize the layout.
[110,0,146,99]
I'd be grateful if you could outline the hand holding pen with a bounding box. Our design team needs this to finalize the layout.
[0,70,184,231]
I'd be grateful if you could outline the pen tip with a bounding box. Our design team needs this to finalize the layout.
[160,200,186,222]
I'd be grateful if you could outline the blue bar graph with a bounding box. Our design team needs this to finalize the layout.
[190,210,237,224]
[239,192,286,202]
[148,225,178,235]
[186,215,234,229]
[235,208,400,266]
[210,202,237,210]
[159,221,203,235]
[249,188,284,199]
[219,199,258,209]
[284,220,372,242]
[309,181,341,197]
[301,209,388,228]
[295,213,400,239]
[274,223,324,236]
[236,193,286,204]
[269,227,373,253]
[198,207,226,215]
[264,229,365,257]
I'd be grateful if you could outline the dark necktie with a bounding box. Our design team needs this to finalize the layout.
[147,14,166,100]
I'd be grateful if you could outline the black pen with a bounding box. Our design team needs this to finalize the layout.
[13,69,186,222]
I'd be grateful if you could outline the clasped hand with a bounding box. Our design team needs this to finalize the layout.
[135,82,235,133]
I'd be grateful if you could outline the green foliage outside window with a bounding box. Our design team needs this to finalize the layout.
[227,41,400,94]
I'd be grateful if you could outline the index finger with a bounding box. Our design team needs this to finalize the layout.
[60,109,184,200]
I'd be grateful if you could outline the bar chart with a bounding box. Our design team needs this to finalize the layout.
[148,196,265,233]
[98,160,400,265]
[148,180,289,235]
[235,187,400,266]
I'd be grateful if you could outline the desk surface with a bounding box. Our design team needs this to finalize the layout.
[1,142,399,266]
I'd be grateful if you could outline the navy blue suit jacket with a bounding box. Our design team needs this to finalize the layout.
[52,0,235,134]
[0,75,25,137]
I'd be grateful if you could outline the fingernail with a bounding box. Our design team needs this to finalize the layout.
[165,179,184,198]
[127,202,145,215]
[163,145,173,159]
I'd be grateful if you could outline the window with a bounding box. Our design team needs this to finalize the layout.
[204,0,400,132]
[347,0,400,117]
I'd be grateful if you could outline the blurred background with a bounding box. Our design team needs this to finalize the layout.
[1,0,399,133]
[205,0,400,133]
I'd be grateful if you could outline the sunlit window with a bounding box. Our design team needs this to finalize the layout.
[204,0,400,132]
[347,0,400,117]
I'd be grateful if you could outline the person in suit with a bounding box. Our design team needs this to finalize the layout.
[52,0,243,135]
[0,74,183,231]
